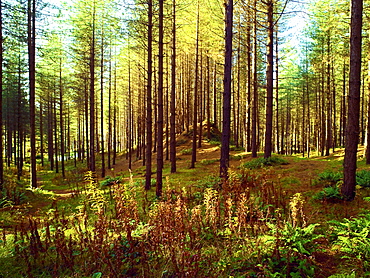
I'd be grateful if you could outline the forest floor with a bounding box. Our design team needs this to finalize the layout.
[2,133,370,277]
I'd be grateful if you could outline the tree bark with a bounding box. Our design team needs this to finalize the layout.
[100,32,105,177]
[264,0,274,159]
[156,0,164,197]
[59,58,65,178]
[170,0,177,173]
[190,4,200,169]
[145,0,153,190]
[28,0,37,188]
[342,0,363,201]
[89,5,96,173]
[220,0,233,179]
[251,0,258,158]
[0,0,3,189]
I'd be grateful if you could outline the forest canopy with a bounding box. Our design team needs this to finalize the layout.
[0,0,367,195]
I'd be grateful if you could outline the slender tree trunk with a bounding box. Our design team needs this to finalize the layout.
[366,88,370,164]
[113,67,117,165]
[213,62,217,128]
[264,0,274,159]
[100,33,105,177]
[341,63,347,146]
[0,0,3,189]
[198,52,203,149]
[54,97,59,173]
[165,58,169,161]
[275,28,280,154]
[325,38,332,156]
[220,0,233,179]
[170,0,177,173]
[40,103,44,166]
[361,74,365,144]
[342,0,363,201]
[28,0,37,188]
[89,6,96,173]
[251,0,258,158]
[107,48,112,170]
[190,4,200,169]
[145,0,153,190]
[156,0,164,197]
[128,61,132,170]
[206,56,211,140]
[84,80,90,167]
[246,22,251,152]
[332,61,337,151]
[59,58,65,178]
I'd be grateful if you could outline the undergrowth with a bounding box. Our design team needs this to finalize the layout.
[329,213,370,274]
[240,156,289,170]
[1,164,369,277]
[0,170,323,278]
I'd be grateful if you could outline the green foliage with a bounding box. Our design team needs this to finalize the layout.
[100,176,122,187]
[240,156,289,170]
[229,145,244,152]
[199,159,218,165]
[194,175,221,189]
[180,148,192,155]
[83,171,107,211]
[328,273,356,278]
[208,140,221,146]
[230,154,245,160]
[313,185,343,201]
[92,272,103,278]
[329,213,370,272]
[318,170,343,185]
[0,183,26,208]
[356,170,370,188]
[263,222,320,277]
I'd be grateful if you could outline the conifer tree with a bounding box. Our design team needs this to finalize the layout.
[342,0,363,201]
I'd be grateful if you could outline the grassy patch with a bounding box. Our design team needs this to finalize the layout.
[281,176,301,187]
[208,140,221,146]
[239,155,289,170]
[199,159,219,165]
[180,148,192,155]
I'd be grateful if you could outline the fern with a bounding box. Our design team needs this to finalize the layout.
[356,170,370,188]
[329,213,370,271]
[314,185,343,201]
[240,156,288,170]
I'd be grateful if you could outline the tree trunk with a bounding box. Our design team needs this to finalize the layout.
[156,0,164,197]
[40,103,44,166]
[206,56,211,140]
[0,0,3,189]
[190,4,200,169]
[342,0,363,201]
[145,0,153,190]
[251,0,258,158]
[54,97,59,173]
[366,87,370,164]
[107,48,112,170]
[220,0,233,179]
[113,66,117,165]
[59,58,65,178]
[275,28,280,154]
[246,21,251,152]
[100,33,105,177]
[28,0,37,188]
[264,0,274,159]
[89,6,96,173]
[170,0,177,173]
